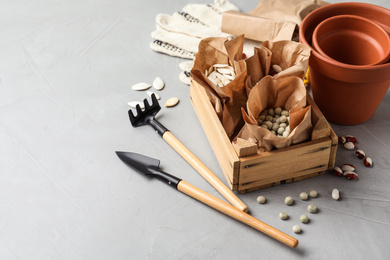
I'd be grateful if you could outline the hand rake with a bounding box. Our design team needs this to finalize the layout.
[128,94,248,212]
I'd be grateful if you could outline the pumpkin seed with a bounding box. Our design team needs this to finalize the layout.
[132,82,151,91]
[165,97,179,107]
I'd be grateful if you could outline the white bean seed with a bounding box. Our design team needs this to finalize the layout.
[300,215,309,223]
[256,195,266,204]
[292,225,301,233]
[284,196,294,205]
[307,204,317,213]
[299,192,308,200]
[279,212,288,220]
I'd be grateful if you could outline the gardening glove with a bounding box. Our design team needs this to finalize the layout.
[150,0,239,60]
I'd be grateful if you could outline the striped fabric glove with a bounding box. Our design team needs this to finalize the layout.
[150,0,239,59]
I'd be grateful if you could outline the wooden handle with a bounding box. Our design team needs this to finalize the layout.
[163,131,248,212]
[177,180,299,248]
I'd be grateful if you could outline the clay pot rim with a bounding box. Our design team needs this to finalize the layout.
[299,2,390,72]
[312,14,390,66]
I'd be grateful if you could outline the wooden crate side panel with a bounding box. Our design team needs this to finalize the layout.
[238,171,325,193]
[190,80,240,190]
[308,92,338,168]
[238,138,332,185]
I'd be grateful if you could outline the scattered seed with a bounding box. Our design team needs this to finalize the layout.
[165,97,179,107]
[300,214,309,223]
[341,164,355,172]
[344,171,358,180]
[364,157,373,167]
[127,101,144,109]
[132,82,151,91]
[332,188,340,200]
[284,196,294,205]
[307,204,317,213]
[279,212,288,220]
[292,225,301,233]
[344,141,356,150]
[256,195,266,204]
[345,135,357,143]
[338,136,346,144]
[332,166,343,177]
[299,192,308,201]
[152,77,165,90]
[309,190,318,198]
[356,150,365,159]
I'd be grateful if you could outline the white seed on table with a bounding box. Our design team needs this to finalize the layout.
[300,214,309,223]
[309,190,318,198]
[152,77,165,90]
[256,195,266,204]
[341,164,356,172]
[332,188,340,200]
[284,196,294,205]
[132,82,151,91]
[307,204,317,213]
[299,192,308,200]
[292,225,301,233]
[165,97,179,107]
[279,212,288,220]
[127,101,144,109]
[344,141,356,150]
[146,90,161,100]
[364,157,373,167]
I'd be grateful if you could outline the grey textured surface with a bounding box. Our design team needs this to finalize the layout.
[1,0,389,259]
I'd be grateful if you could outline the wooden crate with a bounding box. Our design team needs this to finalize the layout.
[190,79,338,193]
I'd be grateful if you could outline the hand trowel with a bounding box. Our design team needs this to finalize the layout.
[116,151,299,248]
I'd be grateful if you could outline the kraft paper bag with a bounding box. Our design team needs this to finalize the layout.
[236,76,313,152]
[245,40,311,89]
[191,35,248,139]
[221,0,329,42]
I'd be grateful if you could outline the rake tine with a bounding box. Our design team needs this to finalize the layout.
[143,96,151,110]
[150,93,159,108]
[135,104,143,117]
[128,109,136,123]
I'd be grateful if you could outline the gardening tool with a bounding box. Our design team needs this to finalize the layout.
[116,151,299,248]
[128,93,248,212]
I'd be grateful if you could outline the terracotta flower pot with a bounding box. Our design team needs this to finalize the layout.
[299,3,390,125]
[312,15,390,66]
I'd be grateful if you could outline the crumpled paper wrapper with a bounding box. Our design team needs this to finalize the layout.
[236,75,313,152]
[221,11,297,42]
[245,40,311,87]
[191,35,248,139]
[221,0,329,42]
[249,0,329,26]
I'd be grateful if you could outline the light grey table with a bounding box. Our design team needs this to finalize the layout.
[1,0,389,259]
